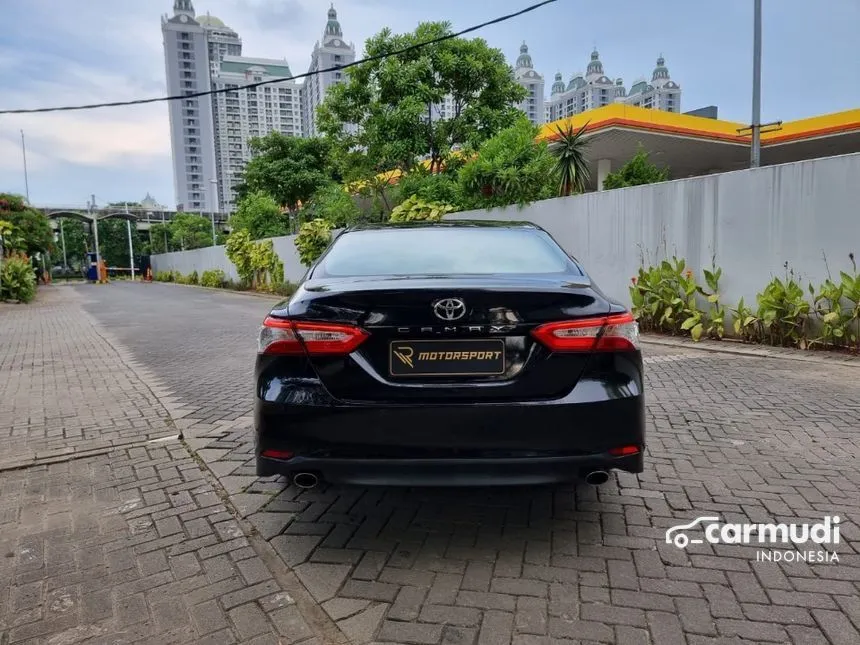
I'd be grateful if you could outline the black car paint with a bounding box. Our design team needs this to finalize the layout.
[254,221,645,486]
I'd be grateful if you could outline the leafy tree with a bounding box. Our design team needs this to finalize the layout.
[302,183,362,228]
[396,165,461,208]
[235,133,336,214]
[170,213,212,250]
[148,223,172,254]
[458,117,555,209]
[295,219,332,267]
[602,146,669,190]
[95,218,143,268]
[0,193,54,256]
[230,191,289,240]
[55,218,89,269]
[551,122,591,196]
[318,21,526,175]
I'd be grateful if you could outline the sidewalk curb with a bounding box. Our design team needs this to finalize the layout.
[641,335,860,367]
[142,281,285,300]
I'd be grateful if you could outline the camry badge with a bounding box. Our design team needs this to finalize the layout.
[433,298,466,321]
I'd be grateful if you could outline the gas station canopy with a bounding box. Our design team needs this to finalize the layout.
[537,104,860,190]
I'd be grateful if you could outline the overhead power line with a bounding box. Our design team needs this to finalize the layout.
[0,0,558,115]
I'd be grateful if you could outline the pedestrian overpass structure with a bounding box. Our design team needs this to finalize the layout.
[34,204,231,278]
[36,205,231,232]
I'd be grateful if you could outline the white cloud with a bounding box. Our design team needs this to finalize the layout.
[1,1,409,180]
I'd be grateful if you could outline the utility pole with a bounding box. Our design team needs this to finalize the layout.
[209,178,218,246]
[60,218,68,269]
[90,194,101,272]
[162,210,169,253]
[21,131,30,202]
[750,0,762,167]
[125,204,135,281]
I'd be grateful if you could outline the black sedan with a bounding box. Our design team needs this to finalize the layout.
[254,221,645,488]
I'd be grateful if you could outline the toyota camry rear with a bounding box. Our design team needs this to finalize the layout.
[254,221,645,487]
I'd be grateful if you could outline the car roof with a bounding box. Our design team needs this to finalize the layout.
[344,220,541,232]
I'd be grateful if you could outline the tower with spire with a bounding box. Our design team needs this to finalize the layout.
[513,42,545,125]
[543,49,681,123]
[173,0,194,17]
[626,55,680,111]
[301,4,356,137]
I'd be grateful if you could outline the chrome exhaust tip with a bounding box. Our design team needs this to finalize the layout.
[292,472,319,489]
[584,470,609,486]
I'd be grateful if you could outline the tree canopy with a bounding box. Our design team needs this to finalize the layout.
[317,22,527,176]
[302,183,362,229]
[170,213,212,251]
[458,117,556,209]
[0,193,54,256]
[602,147,669,190]
[230,191,289,240]
[235,133,337,212]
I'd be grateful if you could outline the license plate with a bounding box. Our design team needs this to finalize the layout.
[389,339,506,377]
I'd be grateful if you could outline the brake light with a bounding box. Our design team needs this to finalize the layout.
[609,445,641,456]
[261,449,295,459]
[258,317,369,355]
[531,312,640,352]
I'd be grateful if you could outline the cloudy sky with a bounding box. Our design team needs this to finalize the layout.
[1,0,858,208]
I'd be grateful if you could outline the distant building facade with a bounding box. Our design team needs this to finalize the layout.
[513,43,545,125]
[161,0,222,213]
[544,50,681,122]
[212,57,302,210]
[301,5,356,137]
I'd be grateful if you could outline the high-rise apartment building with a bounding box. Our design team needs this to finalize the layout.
[545,50,681,122]
[161,0,221,212]
[624,56,681,112]
[211,58,303,209]
[301,5,356,137]
[513,43,545,125]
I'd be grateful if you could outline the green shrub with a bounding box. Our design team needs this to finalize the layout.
[756,271,810,348]
[809,254,860,351]
[389,195,454,223]
[200,269,226,288]
[0,253,37,303]
[630,258,704,340]
[188,270,199,285]
[295,218,332,266]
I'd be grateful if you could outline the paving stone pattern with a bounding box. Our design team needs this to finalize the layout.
[0,288,329,644]
[80,282,860,644]
[0,296,176,469]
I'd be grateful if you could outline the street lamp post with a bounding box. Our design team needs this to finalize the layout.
[89,194,101,271]
[750,0,762,167]
[209,178,218,246]
[60,218,68,269]
[124,204,135,281]
[21,131,30,203]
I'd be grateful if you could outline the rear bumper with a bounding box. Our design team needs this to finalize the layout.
[254,378,645,486]
[257,451,643,486]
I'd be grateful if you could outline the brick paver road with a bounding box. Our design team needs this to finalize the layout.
[73,282,860,644]
[0,287,343,644]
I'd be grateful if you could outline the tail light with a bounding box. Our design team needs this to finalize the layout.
[258,317,369,355]
[531,312,640,352]
[609,445,641,456]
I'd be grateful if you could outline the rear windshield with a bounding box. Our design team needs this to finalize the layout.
[314,227,579,277]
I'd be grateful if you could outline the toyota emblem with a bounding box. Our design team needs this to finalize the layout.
[433,298,466,321]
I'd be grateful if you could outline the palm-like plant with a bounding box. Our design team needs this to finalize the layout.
[551,122,591,197]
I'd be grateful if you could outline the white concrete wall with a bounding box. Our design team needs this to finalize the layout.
[151,233,311,284]
[447,152,860,308]
[151,153,860,309]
